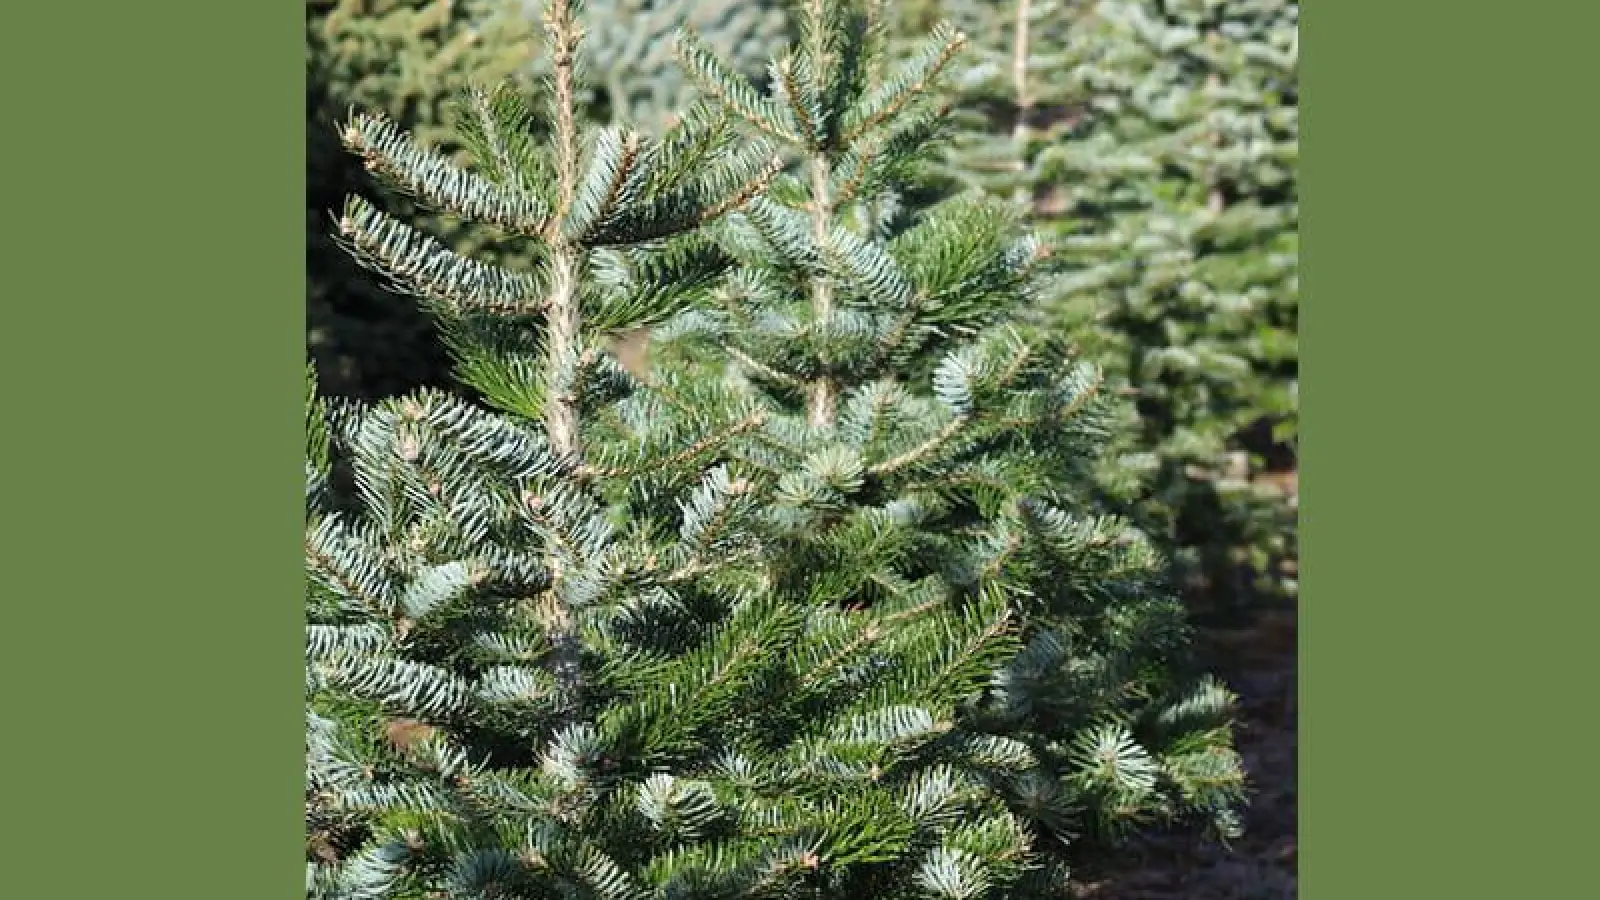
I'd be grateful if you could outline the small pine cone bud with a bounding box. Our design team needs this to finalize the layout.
[396,435,419,462]
[522,490,545,512]
[727,478,751,496]
[427,480,443,498]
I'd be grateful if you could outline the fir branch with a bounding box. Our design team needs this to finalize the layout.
[454,81,547,200]
[869,300,931,372]
[842,22,968,144]
[574,410,768,481]
[866,413,969,479]
[564,126,645,243]
[796,593,944,693]
[902,593,1018,712]
[340,109,550,235]
[821,218,917,307]
[315,654,476,721]
[725,344,806,390]
[663,466,761,584]
[698,151,789,226]
[307,624,391,663]
[336,196,547,316]
[584,237,731,334]
[583,144,784,247]
[793,0,853,148]
[305,514,395,621]
[675,29,799,143]
[633,101,733,198]
[773,54,822,150]
[971,529,1025,589]
[740,196,825,270]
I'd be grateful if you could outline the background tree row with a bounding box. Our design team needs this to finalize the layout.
[916,0,1300,619]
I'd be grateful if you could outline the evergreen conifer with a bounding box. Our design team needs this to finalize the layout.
[1046,0,1299,614]
[656,0,1245,862]
[926,0,1091,210]
[305,3,1196,896]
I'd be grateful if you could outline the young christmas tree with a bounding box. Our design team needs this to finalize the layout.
[656,0,1245,865]
[306,3,1129,896]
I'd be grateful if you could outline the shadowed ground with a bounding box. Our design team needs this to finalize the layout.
[1071,606,1298,900]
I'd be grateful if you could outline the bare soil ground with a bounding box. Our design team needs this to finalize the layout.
[1071,607,1299,900]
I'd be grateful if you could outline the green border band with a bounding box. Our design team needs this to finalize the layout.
[1302,1,1600,898]
[4,2,304,897]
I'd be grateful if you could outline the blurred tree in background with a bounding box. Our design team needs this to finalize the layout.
[911,0,1298,621]
[308,0,540,398]
[1047,0,1298,620]
[550,0,788,130]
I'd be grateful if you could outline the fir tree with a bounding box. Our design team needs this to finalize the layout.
[308,1,794,397]
[307,3,1110,896]
[656,0,1245,866]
